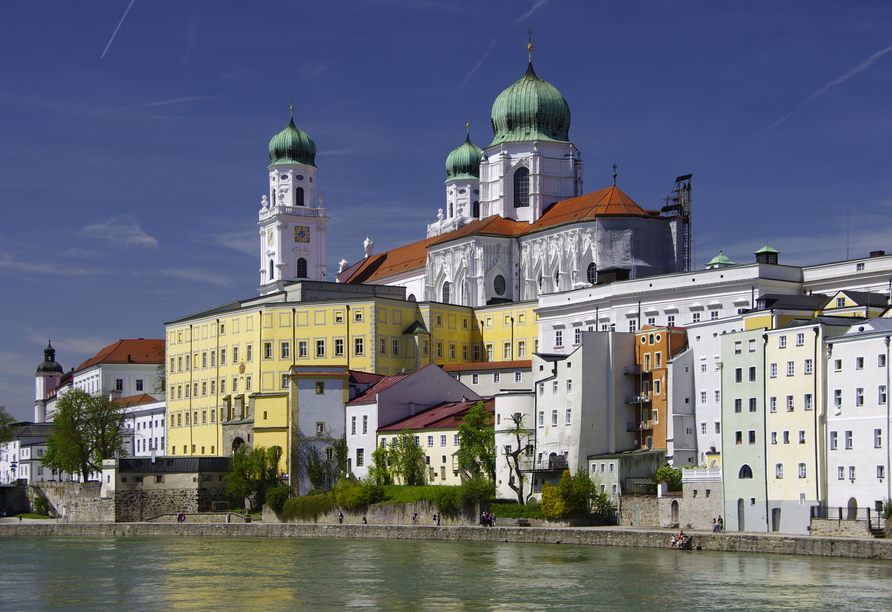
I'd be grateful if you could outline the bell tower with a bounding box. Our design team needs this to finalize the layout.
[258,107,329,295]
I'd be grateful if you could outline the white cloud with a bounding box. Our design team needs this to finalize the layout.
[0,252,95,275]
[514,0,552,24]
[459,40,497,92]
[81,215,158,248]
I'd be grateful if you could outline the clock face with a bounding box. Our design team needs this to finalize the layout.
[294,226,310,243]
[267,229,274,245]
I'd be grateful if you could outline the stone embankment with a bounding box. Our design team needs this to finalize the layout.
[1,522,891,560]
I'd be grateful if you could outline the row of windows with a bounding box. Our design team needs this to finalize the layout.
[379,434,459,448]
[538,379,575,397]
[538,409,573,426]
[169,409,222,427]
[829,429,883,450]
[470,371,524,385]
[700,422,721,434]
[766,430,807,445]
[172,376,253,399]
[836,465,885,480]
[170,345,253,373]
[171,444,217,455]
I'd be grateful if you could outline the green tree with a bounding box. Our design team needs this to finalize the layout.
[389,429,427,486]
[223,445,284,510]
[332,435,349,475]
[654,464,683,492]
[503,413,533,505]
[305,447,327,490]
[368,446,393,485]
[42,389,127,480]
[0,406,16,447]
[542,468,610,519]
[457,401,495,482]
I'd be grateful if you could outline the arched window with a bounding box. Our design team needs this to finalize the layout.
[587,262,597,284]
[442,281,450,304]
[738,464,753,479]
[296,258,307,278]
[296,187,305,206]
[269,259,274,281]
[513,167,529,208]
[448,203,453,218]
[473,200,479,218]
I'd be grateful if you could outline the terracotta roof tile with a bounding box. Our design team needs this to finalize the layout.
[115,393,159,407]
[378,397,494,432]
[442,360,532,372]
[339,185,651,285]
[349,370,386,385]
[347,374,409,405]
[75,339,164,373]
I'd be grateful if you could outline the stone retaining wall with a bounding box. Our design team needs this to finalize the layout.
[810,518,872,538]
[146,513,250,524]
[31,482,113,523]
[2,522,891,560]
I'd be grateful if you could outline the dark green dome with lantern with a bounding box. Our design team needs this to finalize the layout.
[36,341,63,375]
[445,134,483,183]
[490,62,571,146]
[268,118,316,168]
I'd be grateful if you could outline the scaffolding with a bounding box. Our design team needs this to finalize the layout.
[661,174,692,272]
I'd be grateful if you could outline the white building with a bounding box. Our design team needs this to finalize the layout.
[825,317,892,518]
[345,364,479,481]
[121,395,167,457]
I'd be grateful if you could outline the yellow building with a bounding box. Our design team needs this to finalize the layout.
[165,283,533,476]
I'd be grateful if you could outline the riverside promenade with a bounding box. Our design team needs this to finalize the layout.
[2,520,891,560]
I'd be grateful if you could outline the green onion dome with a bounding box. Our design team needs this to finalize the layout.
[705,250,736,269]
[490,62,571,146]
[268,118,316,168]
[36,342,63,375]
[445,134,483,182]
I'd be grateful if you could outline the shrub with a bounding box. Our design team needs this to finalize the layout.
[266,485,291,513]
[883,499,892,521]
[334,479,386,510]
[654,465,683,492]
[282,492,336,522]
[33,495,49,516]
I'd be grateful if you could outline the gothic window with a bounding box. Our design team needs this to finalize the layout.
[587,262,597,284]
[738,464,753,479]
[296,186,305,206]
[493,275,506,296]
[473,201,479,218]
[513,167,529,208]
[296,258,307,279]
[442,281,450,304]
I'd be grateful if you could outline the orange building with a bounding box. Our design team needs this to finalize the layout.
[630,327,687,450]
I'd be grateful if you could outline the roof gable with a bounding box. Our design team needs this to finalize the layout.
[76,339,164,373]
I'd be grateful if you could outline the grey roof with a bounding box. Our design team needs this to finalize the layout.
[835,290,889,308]
[117,457,230,473]
[12,423,54,438]
[780,316,863,329]
[757,293,829,310]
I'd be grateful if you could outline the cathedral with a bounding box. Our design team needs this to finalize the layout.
[258,48,687,303]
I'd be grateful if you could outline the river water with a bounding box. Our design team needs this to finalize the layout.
[2,536,891,611]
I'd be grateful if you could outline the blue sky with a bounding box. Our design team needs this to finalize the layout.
[3,1,892,420]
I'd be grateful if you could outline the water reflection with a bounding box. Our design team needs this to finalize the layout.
[1,536,891,611]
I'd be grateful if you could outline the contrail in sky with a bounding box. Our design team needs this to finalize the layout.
[514,0,551,24]
[101,0,136,59]
[764,42,892,131]
[459,40,497,92]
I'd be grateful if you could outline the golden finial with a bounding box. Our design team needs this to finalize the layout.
[527,28,533,62]
[290,96,293,119]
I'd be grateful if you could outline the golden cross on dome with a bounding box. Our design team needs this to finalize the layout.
[527,28,533,62]
[290,96,293,118]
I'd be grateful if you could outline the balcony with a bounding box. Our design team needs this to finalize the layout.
[627,421,654,432]
[625,393,651,404]
[524,454,568,473]
[258,204,327,222]
[624,365,643,375]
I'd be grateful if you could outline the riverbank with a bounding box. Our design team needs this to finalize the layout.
[1,521,890,560]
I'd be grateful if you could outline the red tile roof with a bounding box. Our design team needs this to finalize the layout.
[349,370,386,385]
[378,397,494,432]
[338,186,652,284]
[75,339,165,373]
[347,374,409,405]
[442,360,532,372]
[115,393,159,407]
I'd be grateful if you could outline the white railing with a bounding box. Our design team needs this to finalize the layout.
[259,205,326,221]
[681,468,722,483]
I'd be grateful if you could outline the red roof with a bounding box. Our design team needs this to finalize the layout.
[347,373,409,405]
[75,339,164,373]
[378,397,494,432]
[115,393,159,407]
[349,370,386,385]
[338,185,651,284]
[442,360,532,372]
